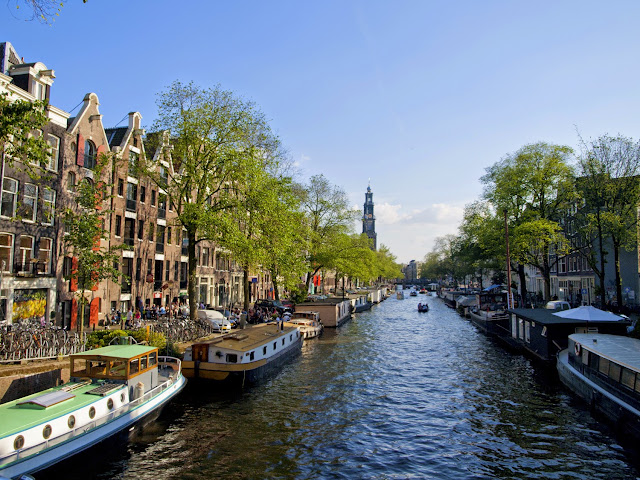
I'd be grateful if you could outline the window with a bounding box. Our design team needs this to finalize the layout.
[151,190,156,206]
[128,152,138,176]
[621,368,636,390]
[149,224,154,242]
[138,220,144,240]
[47,134,60,171]
[31,79,45,100]
[167,227,172,245]
[19,236,33,272]
[147,259,152,275]
[609,362,621,382]
[165,260,170,281]
[140,186,146,203]
[23,184,37,222]
[136,258,142,281]
[0,234,12,272]
[117,179,124,197]
[67,171,76,192]
[63,256,72,278]
[202,247,209,267]
[42,188,55,225]
[84,140,97,169]
[599,357,609,376]
[38,238,52,274]
[115,215,122,237]
[174,261,179,281]
[1,178,18,218]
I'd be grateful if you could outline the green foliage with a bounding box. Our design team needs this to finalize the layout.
[85,328,166,349]
[0,92,50,181]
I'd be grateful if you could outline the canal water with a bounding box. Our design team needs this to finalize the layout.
[40,295,640,479]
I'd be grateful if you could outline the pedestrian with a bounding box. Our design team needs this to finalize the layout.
[126,307,133,326]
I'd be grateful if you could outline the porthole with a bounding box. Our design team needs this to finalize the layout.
[14,435,25,450]
[68,415,76,428]
[89,406,96,419]
[43,424,52,439]
[107,398,114,410]
[121,392,125,402]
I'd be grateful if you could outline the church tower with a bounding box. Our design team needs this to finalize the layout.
[362,183,377,250]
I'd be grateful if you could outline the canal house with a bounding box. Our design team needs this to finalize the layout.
[506,307,631,363]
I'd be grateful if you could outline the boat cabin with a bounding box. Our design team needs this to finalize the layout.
[295,298,351,327]
[567,334,640,411]
[70,344,160,399]
[507,309,631,362]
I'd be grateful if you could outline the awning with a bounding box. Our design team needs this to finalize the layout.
[552,305,624,322]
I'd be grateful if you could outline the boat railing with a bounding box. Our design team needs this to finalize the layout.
[2,361,183,467]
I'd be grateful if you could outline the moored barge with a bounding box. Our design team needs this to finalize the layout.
[182,323,302,384]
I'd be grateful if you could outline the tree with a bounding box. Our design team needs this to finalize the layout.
[0,92,50,180]
[576,134,640,306]
[482,142,576,300]
[61,155,124,335]
[299,174,360,290]
[146,81,281,321]
[10,0,87,23]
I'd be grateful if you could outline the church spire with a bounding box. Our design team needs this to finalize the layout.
[362,183,377,250]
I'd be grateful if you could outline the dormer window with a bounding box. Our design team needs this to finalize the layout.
[31,79,45,101]
[84,140,96,169]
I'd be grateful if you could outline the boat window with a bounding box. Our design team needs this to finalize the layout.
[290,334,293,341]
[149,351,157,366]
[282,339,285,346]
[226,353,238,363]
[589,353,599,370]
[107,398,114,410]
[13,435,24,450]
[43,424,52,439]
[140,355,148,371]
[541,326,547,337]
[273,342,277,351]
[72,359,88,377]
[130,358,140,375]
[89,406,96,419]
[249,351,255,361]
[636,377,640,394]
[89,360,108,377]
[263,346,267,355]
[68,415,76,428]
[599,357,609,376]
[109,360,127,378]
[621,368,636,390]
[581,349,589,365]
[609,362,622,383]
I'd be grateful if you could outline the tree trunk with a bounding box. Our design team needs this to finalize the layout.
[187,229,198,322]
[597,218,607,302]
[243,265,250,312]
[613,238,622,308]
[517,263,527,306]
[271,268,280,301]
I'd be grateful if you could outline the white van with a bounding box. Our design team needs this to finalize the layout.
[197,309,232,333]
[545,300,571,311]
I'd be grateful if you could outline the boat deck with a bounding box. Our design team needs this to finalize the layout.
[0,382,125,439]
[195,323,298,351]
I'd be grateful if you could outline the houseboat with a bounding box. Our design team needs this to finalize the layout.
[557,333,640,438]
[353,295,372,313]
[468,287,510,335]
[0,344,186,479]
[506,307,630,363]
[288,311,323,340]
[396,291,405,300]
[295,298,352,327]
[182,323,302,384]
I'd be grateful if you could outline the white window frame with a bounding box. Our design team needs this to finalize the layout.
[38,237,52,274]
[19,235,34,273]
[1,178,18,218]
[47,134,60,172]
[0,233,13,273]
[23,183,38,223]
[42,188,55,225]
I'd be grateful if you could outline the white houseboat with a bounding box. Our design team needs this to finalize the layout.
[182,323,302,385]
[0,344,186,479]
[557,333,640,437]
[288,311,323,339]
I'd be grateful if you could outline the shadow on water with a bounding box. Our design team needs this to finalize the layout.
[37,295,640,479]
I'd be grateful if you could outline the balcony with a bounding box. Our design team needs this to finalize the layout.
[156,242,164,254]
[126,198,137,212]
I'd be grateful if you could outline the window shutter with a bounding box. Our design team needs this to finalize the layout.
[70,257,78,292]
[76,134,85,166]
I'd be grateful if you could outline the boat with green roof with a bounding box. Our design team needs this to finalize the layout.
[0,343,186,479]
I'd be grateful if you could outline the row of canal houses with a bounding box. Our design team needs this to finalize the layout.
[0,41,278,329]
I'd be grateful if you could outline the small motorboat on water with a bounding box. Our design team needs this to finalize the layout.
[410,291,418,297]
[418,303,429,312]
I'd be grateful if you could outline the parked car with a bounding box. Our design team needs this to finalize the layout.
[545,300,571,311]
[253,299,292,314]
[197,309,232,333]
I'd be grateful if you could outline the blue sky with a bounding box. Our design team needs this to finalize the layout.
[4,1,640,263]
